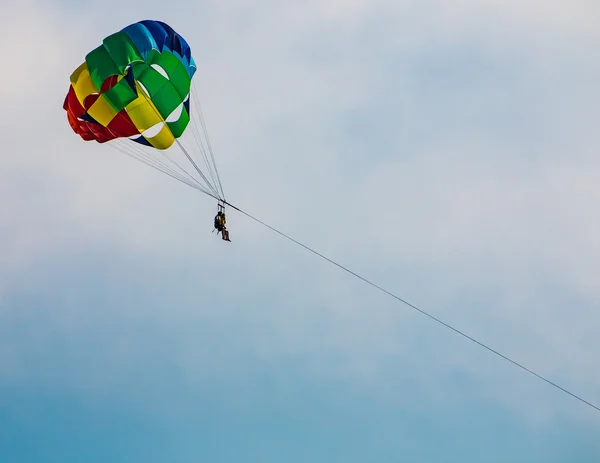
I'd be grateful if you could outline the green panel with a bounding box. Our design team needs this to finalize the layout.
[102,32,144,73]
[145,48,160,63]
[167,107,190,138]
[151,52,191,99]
[130,62,150,82]
[167,61,191,99]
[152,83,183,119]
[102,77,138,111]
[85,45,120,91]
[135,64,168,97]
[151,50,180,74]
[85,32,144,95]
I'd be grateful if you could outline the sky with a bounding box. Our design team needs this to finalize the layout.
[1,0,600,461]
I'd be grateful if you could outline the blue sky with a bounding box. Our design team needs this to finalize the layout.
[1,0,600,461]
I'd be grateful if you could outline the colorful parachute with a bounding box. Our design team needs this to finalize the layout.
[64,20,196,149]
[64,20,225,201]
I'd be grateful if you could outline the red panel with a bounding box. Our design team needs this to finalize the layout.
[107,110,139,137]
[100,75,119,93]
[64,86,86,118]
[83,93,100,110]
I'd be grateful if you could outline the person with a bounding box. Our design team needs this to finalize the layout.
[214,210,231,241]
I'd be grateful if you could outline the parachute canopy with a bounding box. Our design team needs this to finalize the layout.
[64,20,196,150]
[64,20,226,202]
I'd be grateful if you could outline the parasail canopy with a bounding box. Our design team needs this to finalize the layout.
[64,20,225,201]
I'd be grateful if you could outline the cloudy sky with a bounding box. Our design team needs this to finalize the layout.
[2,0,600,461]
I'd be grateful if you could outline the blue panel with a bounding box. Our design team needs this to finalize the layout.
[120,20,196,78]
[123,66,137,93]
[156,21,187,59]
[130,135,152,147]
[80,112,99,125]
[183,98,190,117]
[189,56,197,77]
[121,23,158,58]
[138,20,169,53]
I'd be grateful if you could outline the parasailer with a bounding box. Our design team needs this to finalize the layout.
[63,19,229,240]
[213,202,231,241]
[214,210,231,241]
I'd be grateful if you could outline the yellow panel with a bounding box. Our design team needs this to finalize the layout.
[69,61,88,85]
[87,95,118,126]
[71,62,99,107]
[125,82,165,131]
[145,123,176,150]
